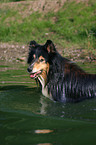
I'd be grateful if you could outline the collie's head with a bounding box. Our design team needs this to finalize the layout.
[27,40,56,79]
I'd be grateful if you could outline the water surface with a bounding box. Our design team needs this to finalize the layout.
[0,62,96,145]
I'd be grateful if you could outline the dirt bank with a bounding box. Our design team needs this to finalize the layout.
[0,42,96,63]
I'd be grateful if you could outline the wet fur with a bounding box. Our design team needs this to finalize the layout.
[27,40,96,103]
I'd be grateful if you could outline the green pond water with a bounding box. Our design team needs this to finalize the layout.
[0,62,96,145]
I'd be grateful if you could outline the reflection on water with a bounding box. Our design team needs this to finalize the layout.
[35,129,53,134]
[0,62,96,145]
[40,95,96,121]
[0,84,96,121]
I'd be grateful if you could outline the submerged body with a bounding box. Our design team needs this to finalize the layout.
[27,40,96,102]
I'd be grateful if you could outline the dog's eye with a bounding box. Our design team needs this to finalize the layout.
[40,59,44,62]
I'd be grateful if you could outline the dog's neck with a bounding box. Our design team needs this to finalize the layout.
[38,63,49,88]
[38,70,47,88]
[37,64,52,99]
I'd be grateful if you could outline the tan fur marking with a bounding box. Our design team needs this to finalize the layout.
[41,62,49,84]
[32,56,49,76]
[39,56,45,61]
[32,56,51,98]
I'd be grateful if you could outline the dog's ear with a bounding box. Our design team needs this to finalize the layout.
[27,41,38,64]
[29,40,38,47]
[45,40,56,53]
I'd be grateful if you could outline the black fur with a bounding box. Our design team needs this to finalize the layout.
[27,40,96,103]
[27,40,39,64]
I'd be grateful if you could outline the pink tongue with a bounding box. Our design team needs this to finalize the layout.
[30,71,41,78]
[30,74,36,78]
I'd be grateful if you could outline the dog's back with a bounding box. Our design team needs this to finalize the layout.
[46,50,96,102]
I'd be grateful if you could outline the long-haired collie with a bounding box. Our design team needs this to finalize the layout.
[27,40,96,103]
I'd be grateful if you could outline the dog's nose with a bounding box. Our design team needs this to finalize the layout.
[27,68,32,73]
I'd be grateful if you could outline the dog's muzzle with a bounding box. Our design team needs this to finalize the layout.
[27,67,32,73]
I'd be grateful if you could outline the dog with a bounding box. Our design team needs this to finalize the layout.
[27,40,96,103]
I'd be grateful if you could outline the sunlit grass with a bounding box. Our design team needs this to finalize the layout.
[0,0,96,54]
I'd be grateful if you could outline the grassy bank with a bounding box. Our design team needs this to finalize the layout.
[0,0,96,55]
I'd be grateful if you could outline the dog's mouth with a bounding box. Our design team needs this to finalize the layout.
[30,70,42,78]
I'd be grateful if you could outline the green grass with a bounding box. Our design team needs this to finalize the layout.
[46,1,96,49]
[0,0,96,54]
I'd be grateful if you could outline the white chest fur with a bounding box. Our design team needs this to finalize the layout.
[38,75,52,98]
